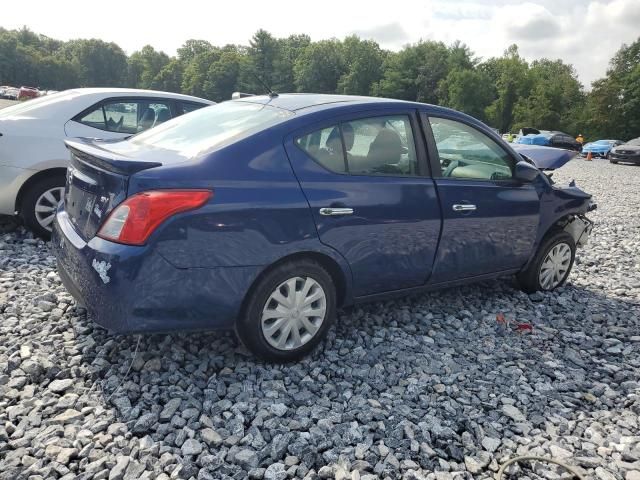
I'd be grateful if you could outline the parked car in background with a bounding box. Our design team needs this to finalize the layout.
[581,139,624,158]
[609,137,640,164]
[17,86,40,100]
[0,88,213,237]
[2,87,19,100]
[516,131,581,151]
[52,94,594,361]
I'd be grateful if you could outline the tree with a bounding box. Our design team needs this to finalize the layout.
[248,29,279,90]
[127,45,170,89]
[60,39,127,86]
[154,59,184,93]
[337,36,384,96]
[272,34,311,92]
[177,39,214,63]
[440,69,494,121]
[373,40,459,103]
[294,40,345,93]
[181,48,222,97]
[513,59,583,133]
[483,45,530,132]
[202,50,247,101]
[581,38,640,140]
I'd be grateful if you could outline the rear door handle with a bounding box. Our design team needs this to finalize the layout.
[319,207,354,216]
[452,204,476,212]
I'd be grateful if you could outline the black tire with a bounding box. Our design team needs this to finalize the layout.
[517,230,576,293]
[610,160,618,164]
[20,174,66,239]
[236,259,337,362]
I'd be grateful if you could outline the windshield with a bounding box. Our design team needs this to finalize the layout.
[130,101,293,157]
[626,138,640,146]
[0,90,76,118]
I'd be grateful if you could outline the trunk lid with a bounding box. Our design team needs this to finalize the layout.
[63,139,162,239]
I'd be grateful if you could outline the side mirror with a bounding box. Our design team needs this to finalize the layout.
[514,160,540,182]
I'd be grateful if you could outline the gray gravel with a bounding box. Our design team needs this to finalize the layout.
[1,159,639,480]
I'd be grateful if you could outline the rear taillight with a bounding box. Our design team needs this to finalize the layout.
[97,190,212,245]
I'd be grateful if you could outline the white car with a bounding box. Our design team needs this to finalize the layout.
[0,88,213,236]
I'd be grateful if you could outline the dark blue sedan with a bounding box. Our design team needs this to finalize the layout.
[52,94,594,361]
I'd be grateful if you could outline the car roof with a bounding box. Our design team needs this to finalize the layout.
[234,93,413,112]
[0,88,213,122]
[63,87,214,103]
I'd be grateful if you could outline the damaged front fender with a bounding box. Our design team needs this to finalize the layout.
[561,214,594,247]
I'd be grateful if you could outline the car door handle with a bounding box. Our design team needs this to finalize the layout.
[452,204,477,212]
[319,207,354,216]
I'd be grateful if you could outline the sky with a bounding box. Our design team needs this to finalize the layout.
[3,0,639,88]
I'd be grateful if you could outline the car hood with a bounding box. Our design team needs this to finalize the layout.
[511,144,578,170]
[584,142,609,149]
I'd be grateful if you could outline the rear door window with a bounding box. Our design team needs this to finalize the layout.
[296,114,419,176]
[103,102,138,133]
[296,126,347,173]
[76,100,172,134]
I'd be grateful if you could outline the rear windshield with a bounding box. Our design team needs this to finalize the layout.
[130,101,294,156]
[0,90,76,118]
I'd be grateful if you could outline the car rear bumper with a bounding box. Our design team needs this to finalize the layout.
[52,210,260,333]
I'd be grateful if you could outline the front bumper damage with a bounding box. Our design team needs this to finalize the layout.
[563,214,594,247]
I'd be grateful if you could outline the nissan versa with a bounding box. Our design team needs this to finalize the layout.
[52,94,595,361]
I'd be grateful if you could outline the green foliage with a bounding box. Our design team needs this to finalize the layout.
[483,45,531,133]
[440,68,494,122]
[294,40,345,93]
[1,27,638,140]
[127,45,170,89]
[59,39,128,87]
[512,59,584,133]
[581,38,640,140]
[337,36,384,96]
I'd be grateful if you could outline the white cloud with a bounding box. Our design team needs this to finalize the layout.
[1,0,638,87]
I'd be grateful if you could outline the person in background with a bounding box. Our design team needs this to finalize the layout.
[576,133,585,145]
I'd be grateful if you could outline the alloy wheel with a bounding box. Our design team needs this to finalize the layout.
[35,187,64,231]
[261,276,327,351]
[539,242,572,290]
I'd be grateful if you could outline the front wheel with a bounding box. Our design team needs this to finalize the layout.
[236,259,336,362]
[21,175,66,239]
[518,231,576,293]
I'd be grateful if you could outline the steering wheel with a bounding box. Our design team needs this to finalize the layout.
[442,159,459,177]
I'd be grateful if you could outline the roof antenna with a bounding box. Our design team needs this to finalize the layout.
[254,74,278,98]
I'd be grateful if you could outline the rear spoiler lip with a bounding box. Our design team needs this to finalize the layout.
[511,144,578,170]
[65,138,162,176]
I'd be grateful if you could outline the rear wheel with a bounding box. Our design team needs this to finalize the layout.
[21,175,66,239]
[517,231,576,293]
[236,259,336,362]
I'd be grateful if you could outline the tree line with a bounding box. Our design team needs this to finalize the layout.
[1,27,638,140]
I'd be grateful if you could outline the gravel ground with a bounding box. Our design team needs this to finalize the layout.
[0,159,639,480]
[0,99,19,109]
